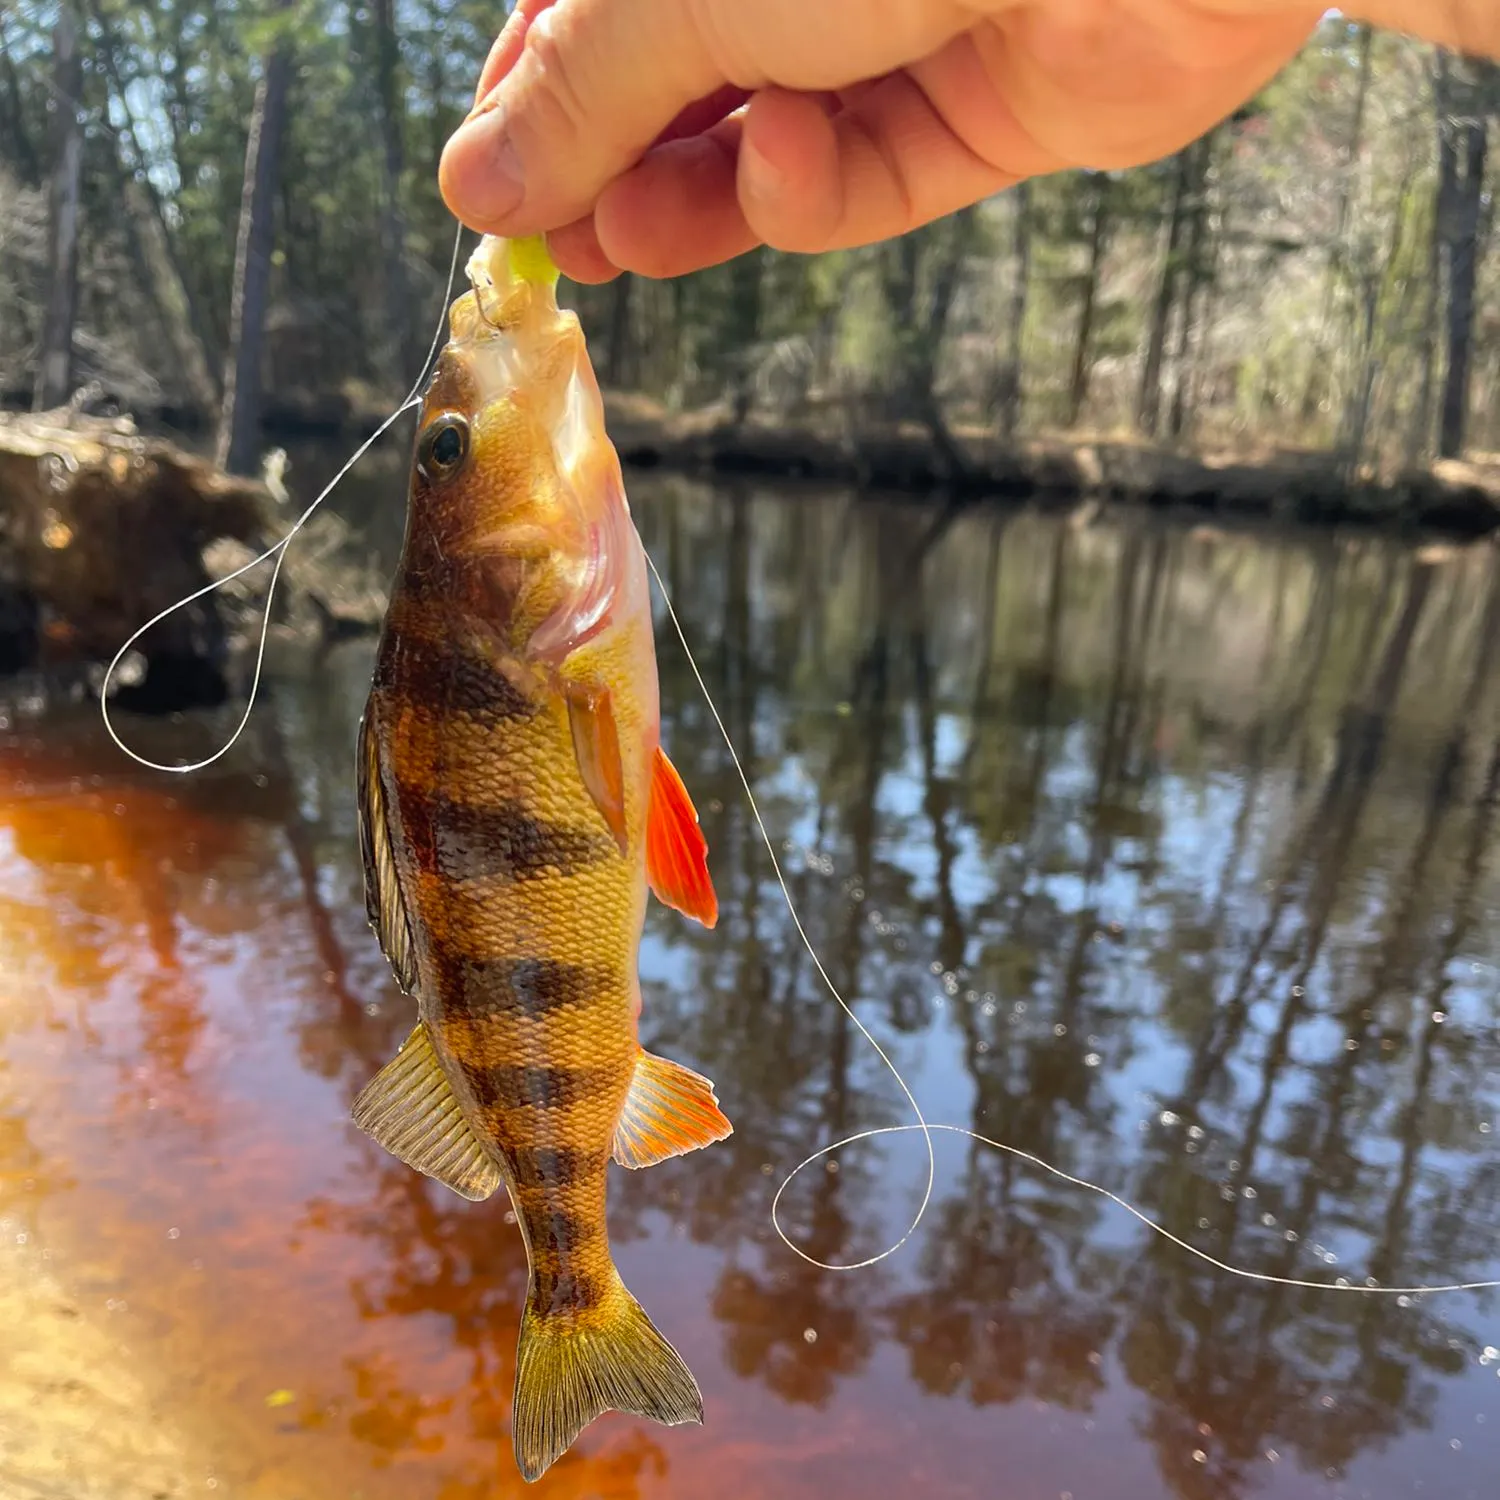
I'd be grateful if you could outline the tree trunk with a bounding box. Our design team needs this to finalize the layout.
[1298,23,1374,431]
[1434,53,1494,459]
[1167,138,1214,440]
[34,3,83,411]
[1173,140,1226,440]
[92,5,220,416]
[372,0,419,381]
[603,273,635,388]
[1067,173,1111,429]
[216,32,293,475]
[0,10,41,184]
[998,181,1031,439]
[1138,149,1193,436]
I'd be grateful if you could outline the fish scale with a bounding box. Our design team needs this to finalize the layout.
[350,234,731,1482]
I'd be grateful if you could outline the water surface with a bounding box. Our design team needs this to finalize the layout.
[2,475,1499,1500]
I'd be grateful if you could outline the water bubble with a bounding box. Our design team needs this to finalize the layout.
[1449,1438,1462,1451]
[976,1041,990,1054]
[1344,1038,1359,1051]
[1291,985,1305,998]
[1159,1111,1181,1127]
[1265,1449,1280,1464]
[761,1164,774,1176]
[825,1160,840,1175]
[1187,1125,1205,1141]
[982,1001,998,1018]
[167,1227,180,1241]
[1191,1449,1207,1464]
[1197,1217,1211,1230]
[1053,1023,1068,1036]
[1479,1122,1491,1135]
[1285,1230,1299,1243]
[1433,1011,1447,1024]
[1398,1294,1412,1307]
[1242,1186,1258,1200]
[1320,1395,1337,1410]
[1260,1212,1277,1227]
[1084,1052,1102,1068]
[803,1328,818,1344]
[930,961,943,975]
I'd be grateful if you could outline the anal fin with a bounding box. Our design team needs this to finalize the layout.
[612,1046,732,1170]
[646,746,718,928]
[352,1022,502,1201]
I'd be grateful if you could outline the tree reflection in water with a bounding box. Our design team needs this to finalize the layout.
[1,479,1498,1498]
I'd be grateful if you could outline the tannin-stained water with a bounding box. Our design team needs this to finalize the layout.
[2,472,1499,1500]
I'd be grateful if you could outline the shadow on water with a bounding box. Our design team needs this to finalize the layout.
[1,472,1499,1499]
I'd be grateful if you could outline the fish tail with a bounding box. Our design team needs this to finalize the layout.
[512,1264,703,1482]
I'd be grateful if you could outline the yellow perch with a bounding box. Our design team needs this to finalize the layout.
[352,233,730,1482]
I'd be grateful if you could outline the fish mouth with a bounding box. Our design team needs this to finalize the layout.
[447,235,558,344]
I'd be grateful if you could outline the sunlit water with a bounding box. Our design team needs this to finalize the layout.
[3,468,1500,1500]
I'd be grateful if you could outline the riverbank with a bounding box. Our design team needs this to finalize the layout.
[598,393,1500,537]
[12,384,1500,536]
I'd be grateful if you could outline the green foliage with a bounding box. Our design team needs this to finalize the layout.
[2,11,1495,462]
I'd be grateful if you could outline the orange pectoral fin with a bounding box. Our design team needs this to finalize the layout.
[646,746,718,928]
[566,683,629,855]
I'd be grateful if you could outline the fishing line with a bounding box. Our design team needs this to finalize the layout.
[644,553,1500,1298]
[99,223,469,774]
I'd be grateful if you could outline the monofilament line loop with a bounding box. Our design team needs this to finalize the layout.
[644,549,1500,1298]
[100,224,469,774]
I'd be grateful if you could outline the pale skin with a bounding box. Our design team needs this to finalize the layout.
[439,1,1500,286]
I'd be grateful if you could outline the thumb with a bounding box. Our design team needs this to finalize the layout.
[439,0,721,238]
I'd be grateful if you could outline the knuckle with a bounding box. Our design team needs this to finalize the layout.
[516,14,594,148]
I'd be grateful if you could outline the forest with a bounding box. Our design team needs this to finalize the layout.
[2,2,1499,479]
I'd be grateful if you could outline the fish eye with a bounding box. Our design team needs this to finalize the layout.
[417,413,469,484]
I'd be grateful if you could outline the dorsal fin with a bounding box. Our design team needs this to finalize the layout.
[357,699,419,994]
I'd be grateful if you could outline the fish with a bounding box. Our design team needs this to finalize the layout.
[351,233,731,1482]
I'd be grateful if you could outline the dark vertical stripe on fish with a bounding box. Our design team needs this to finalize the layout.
[532,1263,603,1314]
[410,794,615,882]
[379,628,538,727]
[428,951,613,1021]
[510,1144,609,1190]
[467,1062,618,1111]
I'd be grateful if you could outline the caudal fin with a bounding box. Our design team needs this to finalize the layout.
[512,1270,703,1482]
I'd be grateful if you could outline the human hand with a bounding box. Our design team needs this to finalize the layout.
[435,1,1415,286]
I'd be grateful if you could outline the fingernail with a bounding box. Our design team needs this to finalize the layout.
[448,106,525,223]
[741,139,784,205]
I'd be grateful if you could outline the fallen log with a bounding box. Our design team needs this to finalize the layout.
[0,396,271,711]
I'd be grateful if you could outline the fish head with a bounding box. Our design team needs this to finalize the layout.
[406,235,635,656]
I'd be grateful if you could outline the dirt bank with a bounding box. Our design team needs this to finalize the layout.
[599,393,1500,537]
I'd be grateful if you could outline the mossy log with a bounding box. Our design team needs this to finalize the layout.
[0,403,272,710]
